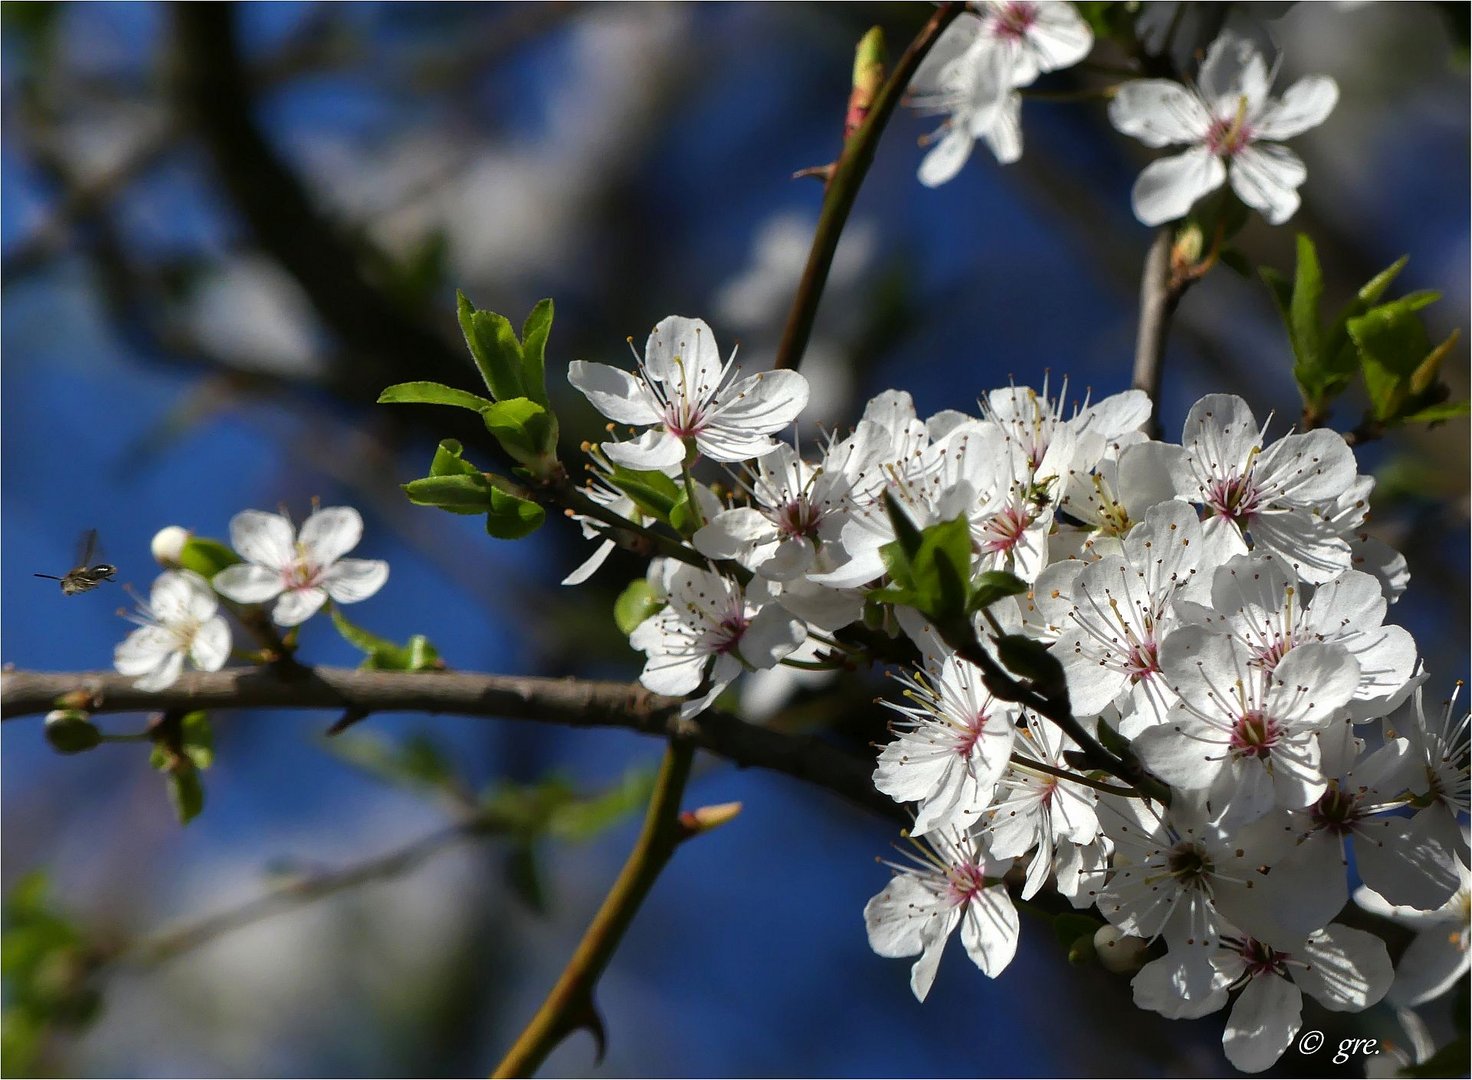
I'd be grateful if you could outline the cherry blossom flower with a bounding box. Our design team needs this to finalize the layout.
[1135,630,1360,826]
[1034,501,1205,734]
[628,566,805,718]
[907,3,1092,184]
[1385,682,1472,866]
[114,570,231,691]
[213,506,389,627]
[1109,29,1337,225]
[863,829,1020,1000]
[568,315,808,469]
[873,652,1020,836]
[1136,393,1359,583]
[1133,924,1392,1073]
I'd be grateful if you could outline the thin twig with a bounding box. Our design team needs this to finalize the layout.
[773,3,964,372]
[492,741,698,1077]
[1132,226,1177,441]
[125,820,485,967]
[1,667,899,822]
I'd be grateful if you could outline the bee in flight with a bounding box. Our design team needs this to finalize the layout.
[35,529,117,595]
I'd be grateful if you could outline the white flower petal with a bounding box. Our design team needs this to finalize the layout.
[602,429,687,470]
[189,616,232,673]
[1130,147,1226,225]
[322,559,389,604]
[1109,80,1211,147]
[1254,75,1338,140]
[1222,974,1301,1074]
[272,587,328,627]
[562,538,617,586]
[567,361,663,426]
[212,563,286,605]
[643,316,724,396]
[1198,29,1270,108]
[131,650,186,693]
[114,626,177,677]
[299,506,363,567]
[1296,925,1392,1012]
[918,127,976,188]
[230,510,297,569]
[1229,143,1307,225]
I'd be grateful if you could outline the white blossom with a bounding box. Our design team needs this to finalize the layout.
[863,829,1020,1000]
[213,506,389,627]
[114,570,231,692]
[568,315,808,469]
[628,566,804,718]
[1109,29,1337,225]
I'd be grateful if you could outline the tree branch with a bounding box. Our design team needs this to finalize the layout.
[773,3,964,372]
[1,667,899,822]
[492,741,700,1077]
[1132,226,1178,441]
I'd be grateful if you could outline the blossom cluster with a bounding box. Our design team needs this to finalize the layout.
[568,315,1468,1073]
[113,506,389,691]
[909,4,1339,231]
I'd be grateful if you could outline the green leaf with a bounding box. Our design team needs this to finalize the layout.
[668,490,702,537]
[327,731,458,794]
[1258,266,1293,326]
[485,481,546,539]
[877,497,974,624]
[179,711,213,771]
[1052,913,1103,953]
[1289,234,1323,371]
[377,381,494,412]
[1401,398,1470,424]
[1350,297,1437,421]
[995,634,1071,711]
[179,537,240,580]
[519,298,554,406]
[429,438,479,477]
[482,396,557,463]
[968,571,1028,614]
[167,770,205,825]
[503,843,548,913]
[614,579,661,635]
[330,608,443,672]
[403,473,496,514]
[547,768,657,841]
[606,466,681,521]
[457,291,527,401]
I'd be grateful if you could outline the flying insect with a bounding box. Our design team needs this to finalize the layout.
[35,529,117,595]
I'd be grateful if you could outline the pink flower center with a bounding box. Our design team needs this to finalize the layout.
[663,401,710,440]
[1229,708,1280,760]
[774,497,822,541]
[1236,937,1290,979]
[284,556,323,592]
[945,860,987,906]
[708,610,750,655]
[1123,639,1159,683]
[953,711,990,758]
[1204,473,1261,525]
[990,2,1038,42]
[1309,786,1359,836]
[1205,111,1255,158]
[980,505,1033,554]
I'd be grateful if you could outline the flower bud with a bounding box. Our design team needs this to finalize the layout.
[44,710,101,754]
[1093,925,1151,975]
[151,526,191,567]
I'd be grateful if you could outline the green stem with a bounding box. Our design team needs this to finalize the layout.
[773,2,964,371]
[492,741,699,1078]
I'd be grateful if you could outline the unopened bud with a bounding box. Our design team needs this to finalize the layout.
[1093,924,1151,974]
[45,710,101,754]
[151,526,191,567]
[1172,221,1205,267]
[680,801,743,836]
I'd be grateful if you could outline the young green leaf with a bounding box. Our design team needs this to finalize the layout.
[377,381,495,412]
[519,298,554,406]
[403,473,496,514]
[167,770,205,825]
[485,481,546,539]
[457,291,527,401]
[613,579,662,635]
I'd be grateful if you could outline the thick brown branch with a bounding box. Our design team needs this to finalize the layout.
[1,668,898,821]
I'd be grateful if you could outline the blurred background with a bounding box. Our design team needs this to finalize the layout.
[2,3,1467,1076]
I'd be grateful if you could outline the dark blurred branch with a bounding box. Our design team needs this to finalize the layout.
[123,820,484,967]
[170,3,467,397]
[1,667,898,821]
[774,2,963,372]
